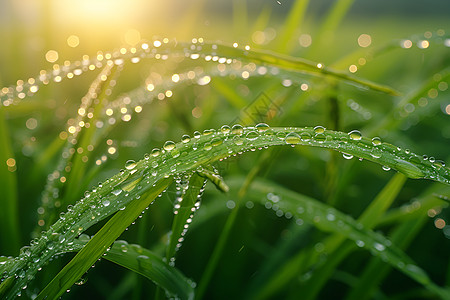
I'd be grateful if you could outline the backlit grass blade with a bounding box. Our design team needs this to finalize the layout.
[0,107,20,255]
[36,178,172,300]
[2,125,450,298]
[275,0,310,53]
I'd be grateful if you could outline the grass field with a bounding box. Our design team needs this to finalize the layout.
[0,0,449,299]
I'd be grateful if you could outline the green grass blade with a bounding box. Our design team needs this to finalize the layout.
[36,177,172,300]
[2,125,450,298]
[257,173,407,299]
[307,0,356,56]
[275,0,310,53]
[0,107,19,255]
[244,178,449,299]
[345,216,429,300]
[70,239,195,300]
[166,173,206,261]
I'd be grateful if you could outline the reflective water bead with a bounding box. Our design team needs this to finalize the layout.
[211,137,223,146]
[300,132,311,141]
[125,160,136,170]
[348,130,362,141]
[285,132,301,144]
[372,137,382,146]
[314,134,326,143]
[314,125,325,134]
[342,153,353,160]
[193,131,201,138]
[255,123,270,132]
[151,148,160,157]
[231,124,243,135]
[163,141,176,151]
[181,135,191,143]
[220,125,231,134]
[245,131,259,141]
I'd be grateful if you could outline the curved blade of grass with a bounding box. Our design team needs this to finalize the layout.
[275,0,310,53]
[36,177,172,300]
[295,174,407,300]
[243,178,450,299]
[250,173,407,299]
[306,0,355,56]
[166,173,206,261]
[0,107,19,255]
[1,38,399,109]
[69,239,195,300]
[345,216,429,300]
[2,125,450,298]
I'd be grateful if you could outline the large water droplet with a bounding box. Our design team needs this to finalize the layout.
[246,131,259,141]
[372,137,382,146]
[285,132,301,144]
[342,153,353,160]
[348,130,362,141]
[300,132,311,141]
[163,141,176,151]
[193,131,201,138]
[314,134,326,143]
[151,148,160,157]
[102,200,110,207]
[125,160,136,170]
[220,125,231,134]
[314,125,325,134]
[255,123,270,132]
[181,135,191,143]
[231,124,243,135]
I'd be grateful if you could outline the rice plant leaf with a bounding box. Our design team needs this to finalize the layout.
[70,239,195,300]
[35,177,172,300]
[3,125,450,298]
[166,173,207,260]
[242,178,450,299]
[345,216,429,300]
[249,172,407,299]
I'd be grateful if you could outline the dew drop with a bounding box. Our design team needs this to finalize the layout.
[112,189,122,196]
[372,137,382,146]
[348,130,362,141]
[163,141,176,151]
[151,148,160,157]
[203,143,212,150]
[314,133,326,143]
[285,132,301,144]
[193,131,201,138]
[246,131,259,141]
[342,153,353,160]
[181,135,191,143]
[382,166,391,171]
[220,125,231,134]
[125,160,136,170]
[374,242,385,251]
[300,132,311,141]
[233,135,244,145]
[231,124,243,135]
[255,123,270,132]
[314,125,325,134]
[102,200,110,207]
